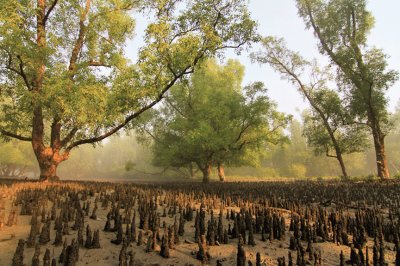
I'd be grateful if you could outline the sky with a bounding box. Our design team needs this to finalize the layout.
[127,0,400,120]
[230,0,400,119]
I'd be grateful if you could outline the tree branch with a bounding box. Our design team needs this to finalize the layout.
[65,71,185,151]
[2,51,31,90]
[60,127,78,147]
[325,147,337,158]
[50,117,61,149]
[165,97,186,117]
[140,125,162,144]
[16,55,31,90]
[87,60,111,67]
[68,0,91,75]
[0,129,32,141]
[44,0,58,23]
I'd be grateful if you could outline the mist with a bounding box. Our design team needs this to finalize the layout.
[3,116,399,181]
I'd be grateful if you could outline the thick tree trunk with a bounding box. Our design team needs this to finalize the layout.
[38,160,59,182]
[33,139,67,182]
[201,163,212,183]
[217,163,225,182]
[373,133,389,179]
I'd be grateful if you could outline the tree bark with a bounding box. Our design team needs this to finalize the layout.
[217,163,225,182]
[201,162,212,183]
[38,160,59,182]
[336,153,348,178]
[329,134,348,178]
[373,133,389,179]
[34,146,70,182]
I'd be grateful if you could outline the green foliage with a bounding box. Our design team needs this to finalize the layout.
[302,89,369,157]
[252,36,369,176]
[295,0,399,178]
[125,160,136,172]
[0,140,36,177]
[139,59,290,179]
[289,163,307,178]
[0,0,258,173]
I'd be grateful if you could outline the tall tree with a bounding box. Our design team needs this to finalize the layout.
[302,92,369,177]
[140,59,289,183]
[252,37,369,177]
[0,0,257,181]
[296,0,398,178]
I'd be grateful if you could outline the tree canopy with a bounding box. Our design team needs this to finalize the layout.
[252,37,369,177]
[139,59,290,182]
[295,0,399,178]
[0,0,258,180]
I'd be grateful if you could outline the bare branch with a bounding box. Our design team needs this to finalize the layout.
[140,125,163,144]
[44,0,58,23]
[16,55,31,90]
[165,97,186,117]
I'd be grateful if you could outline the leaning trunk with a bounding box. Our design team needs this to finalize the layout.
[331,137,348,178]
[336,153,348,178]
[322,119,349,178]
[373,133,389,179]
[201,163,212,183]
[217,163,225,182]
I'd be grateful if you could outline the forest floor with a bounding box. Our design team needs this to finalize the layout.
[0,179,397,266]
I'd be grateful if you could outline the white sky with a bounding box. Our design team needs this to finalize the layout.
[126,0,400,119]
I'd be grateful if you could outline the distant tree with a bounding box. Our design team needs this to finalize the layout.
[57,133,154,179]
[0,0,258,181]
[252,37,368,177]
[270,119,311,178]
[0,141,35,178]
[140,59,290,183]
[295,0,399,179]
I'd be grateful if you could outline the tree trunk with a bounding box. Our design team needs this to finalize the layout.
[217,163,225,182]
[189,163,195,178]
[33,142,68,182]
[373,133,389,179]
[38,160,59,182]
[201,163,212,183]
[336,153,348,178]
[330,136,348,178]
